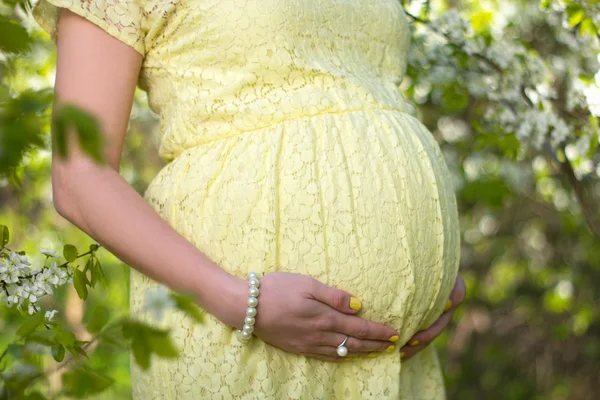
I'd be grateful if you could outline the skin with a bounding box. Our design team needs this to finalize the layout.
[51,7,465,363]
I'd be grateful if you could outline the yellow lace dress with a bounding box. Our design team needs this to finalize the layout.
[33,0,461,398]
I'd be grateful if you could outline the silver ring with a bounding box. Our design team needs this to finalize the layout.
[336,335,349,357]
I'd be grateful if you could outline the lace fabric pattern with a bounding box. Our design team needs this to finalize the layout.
[33,0,460,398]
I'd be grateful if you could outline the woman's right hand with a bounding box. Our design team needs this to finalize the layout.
[245,272,400,361]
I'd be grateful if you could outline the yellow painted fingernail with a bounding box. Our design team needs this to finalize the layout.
[388,335,399,342]
[410,340,420,346]
[444,300,453,311]
[350,297,362,311]
[385,345,395,353]
[400,352,406,358]
[368,352,378,358]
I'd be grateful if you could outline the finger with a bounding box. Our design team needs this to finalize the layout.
[321,333,396,354]
[399,345,421,361]
[450,274,466,307]
[334,314,400,342]
[402,311,454,351]
[310,280,362,315]
[445,274,466,312]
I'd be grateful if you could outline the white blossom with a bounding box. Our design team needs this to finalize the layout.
[1,247,73,314]
[550,117,570,146]
[583,84,600,117]
[45,309,59,321]
[431,9,470,43]
[575,135,591,156]
[406,4,599,178]
[143,286,176,322]
[40,247,60,259]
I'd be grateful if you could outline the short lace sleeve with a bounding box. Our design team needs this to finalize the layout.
[32,0,146,56]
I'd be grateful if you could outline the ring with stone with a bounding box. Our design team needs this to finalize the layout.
[336,335,349,357]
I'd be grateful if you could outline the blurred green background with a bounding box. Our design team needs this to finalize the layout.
[1,0,599,399]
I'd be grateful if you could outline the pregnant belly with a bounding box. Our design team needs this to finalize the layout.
[142,109,461,344]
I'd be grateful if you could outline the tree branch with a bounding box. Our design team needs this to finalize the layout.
[543,143,600,237]
[406,8,600,239]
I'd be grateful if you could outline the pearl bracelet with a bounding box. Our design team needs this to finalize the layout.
[236,272,260,343]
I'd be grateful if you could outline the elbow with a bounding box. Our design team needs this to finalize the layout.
[52,180,73,221]
[51,167,77,222]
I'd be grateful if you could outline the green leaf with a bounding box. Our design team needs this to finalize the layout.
[56,330,76,347]
[54,104,105,164]
[74,346,89,359]
[171,292,204,323]
[62,367,114,398]
[147,329,179,359]
[73,269,89,300]
[567,7,585,27]
[0,224,8,246]
[94,258,108,288]
[470,11,493,33]
[89,243,99,252]
[28,329,57,345]
[63,244,78,262]
[0,17,31,53]
[51,344,65,362]
[122,320,180,369]
[475,132,521,159]
[461,178,512,208]
[83,257,93,275]
[65,345,89,362]
[131,335,151,370]
[84,305,110,334]
[588,135,598,158]
[440,84,470,113]
[89,259,98,288]
[16,312,46,337]
[24,391,47,400]
[580,18,597,37]
[5,343,25,358]
[52,115,68,158]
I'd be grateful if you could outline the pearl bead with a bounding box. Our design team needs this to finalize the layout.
[242,324,254,334]
[248,272,258,280]
[244,316,255,326]
[248,287,259,298]
[249,278,260,288]
[247,297,258,307]
[336,345,348,357]
[237,330,251,342]
[246,307,257,317]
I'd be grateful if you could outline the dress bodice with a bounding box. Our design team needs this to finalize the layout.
[34,0,416,161]
[136,0,416,160]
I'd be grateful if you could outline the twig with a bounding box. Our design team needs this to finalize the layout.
[405,8,600,239]
[543,143,600,237]
[0,348,7,364]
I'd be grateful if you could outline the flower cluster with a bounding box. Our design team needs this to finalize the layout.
[430,9,472,44]
[405,2,599,179]
[1,247,72,315]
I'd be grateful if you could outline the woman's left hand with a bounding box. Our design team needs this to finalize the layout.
[399,273,466,360]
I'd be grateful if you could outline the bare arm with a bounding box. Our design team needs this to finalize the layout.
[51,8,401,361]
[51,8,246,327]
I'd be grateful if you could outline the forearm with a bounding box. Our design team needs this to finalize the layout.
[53,158,246,327]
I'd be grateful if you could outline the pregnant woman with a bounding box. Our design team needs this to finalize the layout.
[33,0,463,398]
